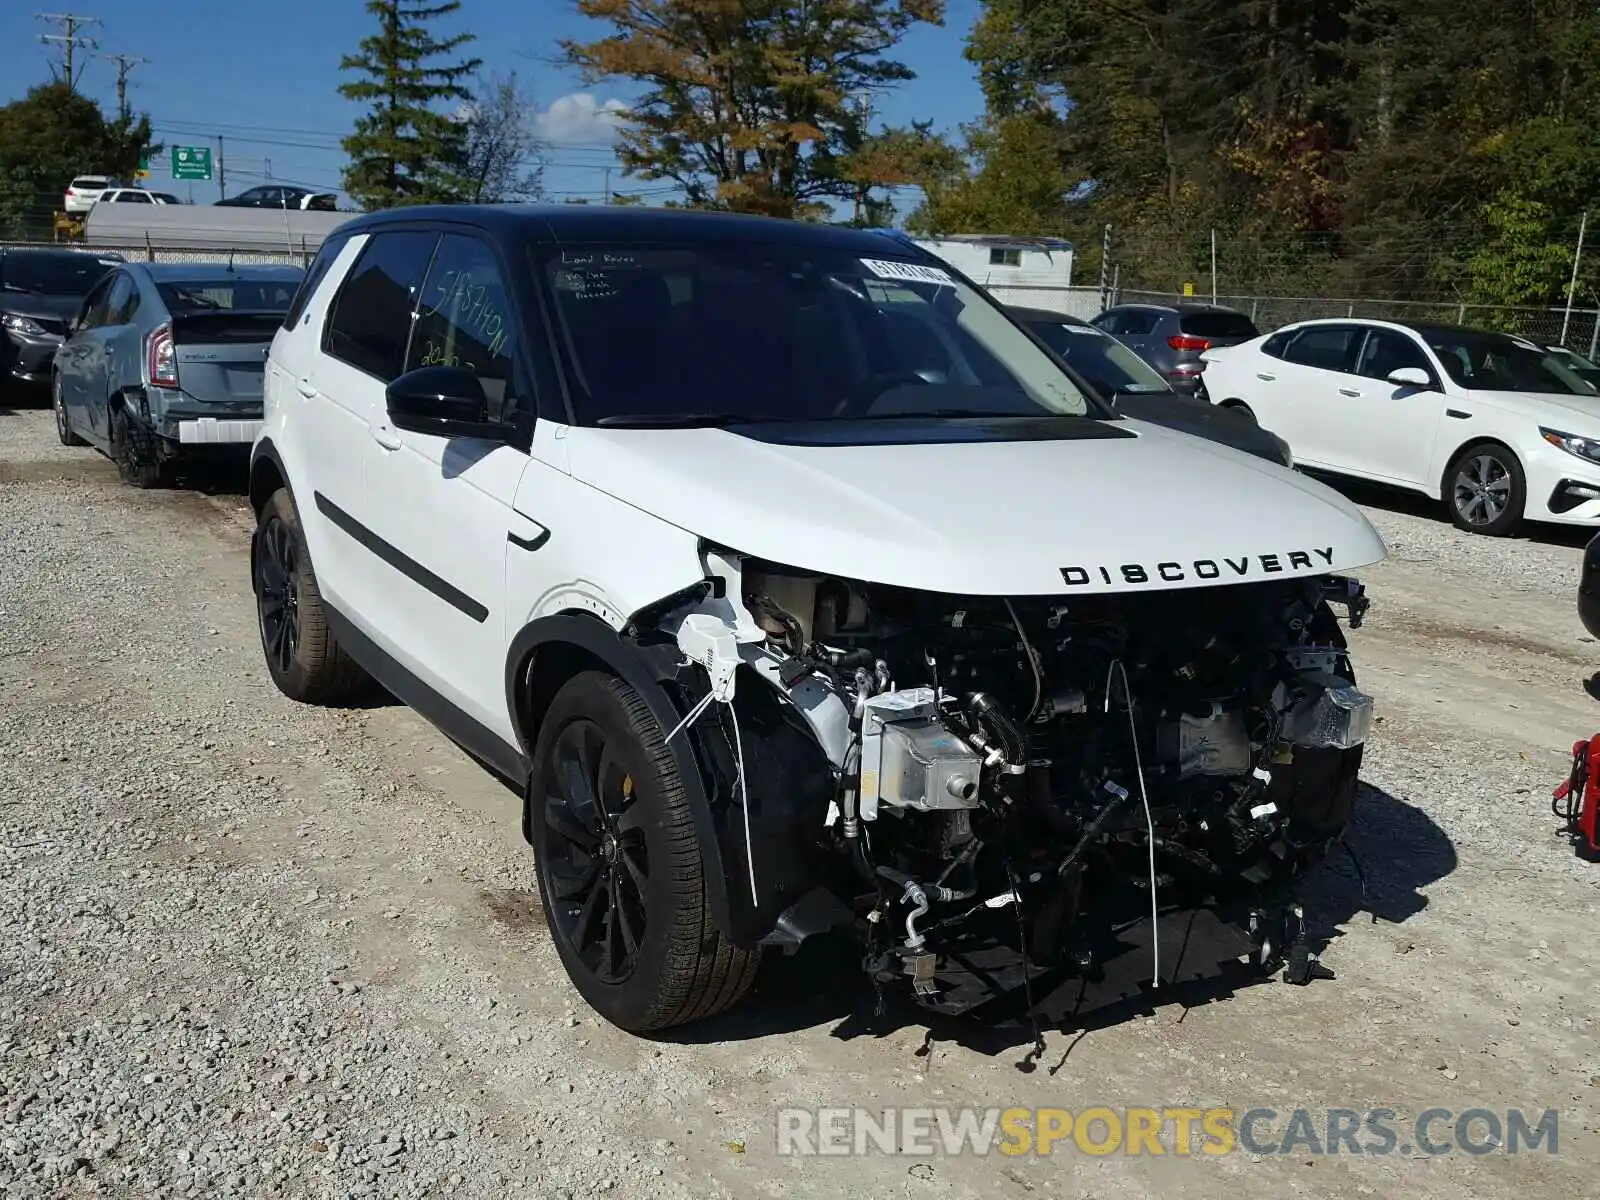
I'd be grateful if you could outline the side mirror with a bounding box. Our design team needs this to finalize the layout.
[1386,366,1432,389]
[385,366,510,441]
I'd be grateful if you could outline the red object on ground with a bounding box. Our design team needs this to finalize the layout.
[1553,737,1600,861]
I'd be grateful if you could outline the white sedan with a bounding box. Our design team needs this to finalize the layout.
[1200,318,1600,535]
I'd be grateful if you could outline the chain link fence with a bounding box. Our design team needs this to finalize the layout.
[1111,288,1600,356]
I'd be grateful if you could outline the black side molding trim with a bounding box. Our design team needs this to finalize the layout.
[1446,409,1471,419]
[324,602,527,784]
[313,490,489,623]
[507,527,550,552]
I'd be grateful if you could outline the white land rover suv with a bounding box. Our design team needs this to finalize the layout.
[250,207,1387,1033]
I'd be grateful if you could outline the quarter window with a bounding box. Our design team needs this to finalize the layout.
[324,231,439,381]
[283,234,349,330]
[406,234,517,417]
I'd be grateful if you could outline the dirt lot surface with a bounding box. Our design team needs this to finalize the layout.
[2,403,1598,1199]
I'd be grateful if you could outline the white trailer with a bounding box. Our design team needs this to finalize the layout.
[910,234,1091,316]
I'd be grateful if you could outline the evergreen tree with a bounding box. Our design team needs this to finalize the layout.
[339,0,483,209]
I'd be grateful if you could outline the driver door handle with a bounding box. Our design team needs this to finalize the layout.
[1256,372,1276,382]
[1338,388,1361,398]
[370,424,402,451]
[296,378,318,398]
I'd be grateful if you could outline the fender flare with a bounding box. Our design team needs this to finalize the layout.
[504,612,737,940]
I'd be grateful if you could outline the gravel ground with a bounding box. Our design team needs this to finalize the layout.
[2,406,1598,1199]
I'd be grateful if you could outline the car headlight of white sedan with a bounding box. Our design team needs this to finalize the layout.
[1541,426,1600,465]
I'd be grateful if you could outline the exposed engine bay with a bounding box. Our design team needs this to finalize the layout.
[665,555,1374,1016]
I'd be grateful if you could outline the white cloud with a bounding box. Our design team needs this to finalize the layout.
[535,93,629,145]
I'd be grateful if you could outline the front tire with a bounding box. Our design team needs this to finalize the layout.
[53,375,85,446]
[252,487,371,704]
[1446,441,1525,536]
[530,671,759,1032]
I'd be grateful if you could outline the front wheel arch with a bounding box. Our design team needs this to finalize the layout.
[506,614,737,942]
[1440,438,1526,535]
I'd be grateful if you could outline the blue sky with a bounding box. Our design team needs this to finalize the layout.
[0,0,984,213]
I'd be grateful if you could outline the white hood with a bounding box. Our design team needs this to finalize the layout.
[566,419,1388,596]
[1473,388,1600,434]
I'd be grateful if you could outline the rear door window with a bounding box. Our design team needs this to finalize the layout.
[105,273,139,325]
[1282,325,1363,374]
[323,231,439,381]
[1180,311,1257,340]
[1111,310,1160,336]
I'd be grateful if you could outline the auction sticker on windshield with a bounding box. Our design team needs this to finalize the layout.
[859,258,953,285]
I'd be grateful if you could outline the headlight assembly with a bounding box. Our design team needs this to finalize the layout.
[0,313,49,338]
[1541,426,1600,465]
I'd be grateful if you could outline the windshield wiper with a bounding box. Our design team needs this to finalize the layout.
[595,412,794,428]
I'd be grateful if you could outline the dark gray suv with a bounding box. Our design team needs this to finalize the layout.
[1090,302,1259,395]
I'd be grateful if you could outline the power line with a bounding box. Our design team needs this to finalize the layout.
[37,11,101,91]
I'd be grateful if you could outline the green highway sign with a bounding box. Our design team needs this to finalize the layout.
[171,146,213,181]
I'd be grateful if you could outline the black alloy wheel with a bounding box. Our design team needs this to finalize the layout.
[254,511,301,679]
[540,717,651,986]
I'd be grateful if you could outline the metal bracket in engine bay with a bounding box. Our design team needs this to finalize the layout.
[1322,575,1370,629]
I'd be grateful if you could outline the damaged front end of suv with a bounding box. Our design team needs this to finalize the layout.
[634,541,1376,1022]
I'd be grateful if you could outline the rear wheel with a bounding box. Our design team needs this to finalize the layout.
[530,671,759,1032]
[1220,399,1258,424]
[252,487,371,704]
[110,405,170,488]
[52,375,85,446]
[1446,441,1525,536]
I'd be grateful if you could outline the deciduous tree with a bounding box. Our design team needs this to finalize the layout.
[563,0,943,218]
[0,82,155,238]
[460,72,545,203]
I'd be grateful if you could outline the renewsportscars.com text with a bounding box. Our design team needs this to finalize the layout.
[775,1106,1559,1158]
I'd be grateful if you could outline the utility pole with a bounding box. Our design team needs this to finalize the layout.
[1097,223,1113,311]
[217,135,227,202]
[603,166,611,205]
[98,51,147,120]
[1210,228,1219,305]
[37,12,101,92]
[1562,210,1588,348]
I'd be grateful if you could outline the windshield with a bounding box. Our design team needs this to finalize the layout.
[1,253,117,296]
[1423,330,1597,395]
[540,242,1097,424]
[156,277,301,313]
[1026,319,1170,394]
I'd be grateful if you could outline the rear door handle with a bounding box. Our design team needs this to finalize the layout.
[296,378,318,398]
[370,424,402,451]
[1256,372,1276,382]
[1338,388,1361,398]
